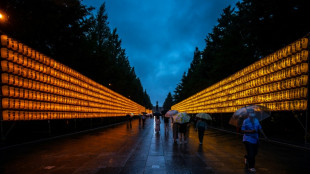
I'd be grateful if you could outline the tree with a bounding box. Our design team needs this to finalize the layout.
[174,0,310,105]
[163,92,173,111]
[173,72,188,103]
[0,1,153,109]
[0,0,93,66]
[143,90,153,109]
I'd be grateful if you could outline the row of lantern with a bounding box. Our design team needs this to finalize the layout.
[0,35,127,101]
[197,87,308,106]
[0,58,117,101]
[0,36,147,118]
[185,60,308,104]
[0,59,138,109]
[1,44,141,111]
[1,98,144,114]
[172,37,309,112]
[216,38,308,88]
[0,73,136,109]
[1,85,134,109]
[176,87,308,112]
[174,87,307,111]
[193,63,308,102]
[181,72,308,109]
[1,35,87,83]
[229,50,308,86]
[191,38,309,97]
[190,75,308,105]
[232,59,308,87]
[174,100,307,114]
[2,111,129,121]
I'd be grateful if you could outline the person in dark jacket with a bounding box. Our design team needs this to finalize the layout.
[195,118,207,144]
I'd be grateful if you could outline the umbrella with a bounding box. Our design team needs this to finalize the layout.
[174,112,190,124]
[229,105,271,127]
[196,113,212,120]
[153,112,161,116]
[165,110,178,117]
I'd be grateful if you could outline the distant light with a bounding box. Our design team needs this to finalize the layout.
[0,12,7,22]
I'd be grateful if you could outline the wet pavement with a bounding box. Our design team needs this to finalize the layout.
[1,117,310,174]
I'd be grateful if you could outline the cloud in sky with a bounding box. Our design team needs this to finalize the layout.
[82,0,240,106]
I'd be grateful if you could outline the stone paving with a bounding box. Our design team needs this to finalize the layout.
[1,117,310,174]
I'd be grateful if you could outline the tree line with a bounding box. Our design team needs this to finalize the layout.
[163,0,310,109]
[0,0,153,109]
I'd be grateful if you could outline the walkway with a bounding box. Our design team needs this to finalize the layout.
[1,118,310,174]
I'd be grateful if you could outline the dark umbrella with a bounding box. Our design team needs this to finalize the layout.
[153,112,162,116]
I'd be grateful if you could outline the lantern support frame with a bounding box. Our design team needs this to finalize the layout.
[306,34,310,145]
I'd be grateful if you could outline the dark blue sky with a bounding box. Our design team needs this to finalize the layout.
[82,0,240,106]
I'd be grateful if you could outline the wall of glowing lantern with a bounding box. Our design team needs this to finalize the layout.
[172,37,309,114]
[0,35,151,121]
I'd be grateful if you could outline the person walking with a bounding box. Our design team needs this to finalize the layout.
[171,115,178,143]
[155,115,161,133]
[126,114,132,128]
[241,108,267,173]
[178,122,187,144]
[142,114,146,127]
[164,116,169,132]
[195,118,207,144]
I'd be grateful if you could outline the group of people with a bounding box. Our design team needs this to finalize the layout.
[126,113,147,129]
[154,114,208,145]
[153,108,267,173]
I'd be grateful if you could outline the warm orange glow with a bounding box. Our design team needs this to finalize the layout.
[0,35,148,121]
[172,37,309,113]
[0,12,6,22]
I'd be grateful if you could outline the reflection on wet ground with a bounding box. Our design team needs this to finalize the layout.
[1,117,310,174]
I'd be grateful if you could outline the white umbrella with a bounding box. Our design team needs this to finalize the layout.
[196,113,212,120]
[174,112,190,124]
[229,105,271,127]
[165,110,178,117]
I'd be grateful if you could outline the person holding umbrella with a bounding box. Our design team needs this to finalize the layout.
[165,110,179,143]
[155,115,161,133]
[173,112,190,144]
[195,117,208,145]
[241,108,267,173]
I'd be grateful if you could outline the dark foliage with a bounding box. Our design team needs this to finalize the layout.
[163,92,173,111]
[173,0,310,103]
[0,0,152,109]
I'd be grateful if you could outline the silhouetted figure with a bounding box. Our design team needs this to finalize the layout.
[195,118,207,144]
[178,123,187,144]
[126,114,132,129]
[139,115,142,127]
[164,116,169,132]
[156,101,159,112]
[142,114,146,127]
[155,115,161,133]
[171,116,178,143]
